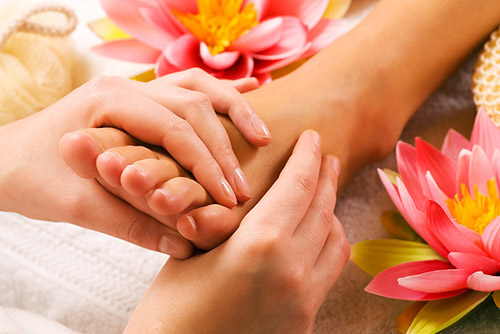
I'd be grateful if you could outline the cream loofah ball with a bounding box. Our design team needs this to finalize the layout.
[472,26,500,127]
[0,5,76,126]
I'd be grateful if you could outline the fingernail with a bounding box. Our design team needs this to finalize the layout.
[155,188,172,201]
[99,151,124,164]
[185,215,197,232]
[331,156,341,176]
[250,113,271,139]
[158,234,187,258]
[127,164,145,176]
[310,130,321,148]
[220,177,237,206]
[233,167,251,199]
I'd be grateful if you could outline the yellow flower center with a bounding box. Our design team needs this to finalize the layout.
[174,0,258,55]
[446,179,500,235]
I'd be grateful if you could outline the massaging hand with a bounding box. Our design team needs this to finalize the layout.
[124,130,350,334]
[0,68,269,258]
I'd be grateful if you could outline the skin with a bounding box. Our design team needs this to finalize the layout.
[62,0,500,253]
[124,131,350,334]
[0,70,268,258]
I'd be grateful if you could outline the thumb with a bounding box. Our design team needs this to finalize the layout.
[73,182,193,259]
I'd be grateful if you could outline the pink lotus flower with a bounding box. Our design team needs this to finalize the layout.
[91,0,348,83]
[351,110,500,332]
[367,110,500,301]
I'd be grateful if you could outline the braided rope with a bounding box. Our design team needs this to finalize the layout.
[0,4,77,49]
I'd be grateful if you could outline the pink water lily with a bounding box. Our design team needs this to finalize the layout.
[366,110,500,301]
[91,0,348,83]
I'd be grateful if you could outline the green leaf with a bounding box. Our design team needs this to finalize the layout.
[407,290,491,334]
[381,211,424,242]
[493,291,500,309]
[397,302,427,334]
[88,17,130,41]
[351,239,443,276]
[130,69,156,82]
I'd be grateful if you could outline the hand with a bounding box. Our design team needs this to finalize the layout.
[0,69,267,259]
[61,68,270,208]
[124,130,350,334]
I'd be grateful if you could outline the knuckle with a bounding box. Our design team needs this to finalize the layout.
[292,173,316,195]
[119,215,149,246]
[183,67,205,81]
[244,229,282,259]
[280,265,307,292]
[318,207,334,227]
[166,117,193,133]
[188,91,212,108]
[191,155,219,176]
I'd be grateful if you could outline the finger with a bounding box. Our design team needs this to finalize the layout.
[176,204,241,250]
[147,177,212,216]
[120,157,187,197]
[311,216,350,300]
[122,81,251,201]
[77,181,193,259]
[91,86,238,208]
[293,155,341,263]
[241,130,323,234]
[222,77,259,93]
[59,127,137,179]
[149,68,271,147]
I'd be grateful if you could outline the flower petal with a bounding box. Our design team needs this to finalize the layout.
[448,252,499,275]
[301,18,349,58]
[407,290,490,334]
[92,39,161,64]
[441,129,470,162]
[467,271,500,291]
[253,72,272,84]
[231,17,284,53]
[88,17,130,41]
[351,239,443,277]
[244,0,271,20]
[163,34,203,69]
[470,108,500,159]
[378,169,404,214]
[398,180,448,258]
[481,216,500,261]
[200,43,240,70]
[160,0,198,13]
[265,0,330,29]
[99,0,176,49]
[456,149,472,194]
[251,16,307,60]
[396,141,422,206]
[469,145,495,195]
[416,138,457,198]
[427,201,487,256]
[424,172,452,219]
[155,53,178,77]
[209,53,254,80]
[365,260,465,301]
[493,150,500,188]
[398,269,474,293]
[253,47,308,74]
